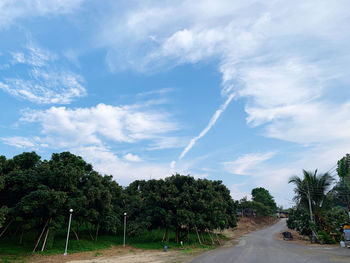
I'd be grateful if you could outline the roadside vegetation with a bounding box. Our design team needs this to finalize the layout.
[235,187,278,217]
[287,154,350,244]
[0,151,242,261]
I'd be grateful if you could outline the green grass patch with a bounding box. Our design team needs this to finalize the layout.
[0,227,223,261]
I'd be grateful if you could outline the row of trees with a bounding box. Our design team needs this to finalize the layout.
[235,187,278,217]
[0,151,238,251]
[124,175,236,243]
[287,154,350,244]
[0,152,124,251]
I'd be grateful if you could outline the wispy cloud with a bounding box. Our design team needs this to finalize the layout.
[96,1,350,205]
[0,42,86,104]
[0,0,85,28]
[223,152,276,175]
[136,88,173,97]
[1,136,37,148]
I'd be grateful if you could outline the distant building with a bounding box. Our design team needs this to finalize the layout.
[276,210,289,218]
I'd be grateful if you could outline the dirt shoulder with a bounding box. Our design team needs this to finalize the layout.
[27,246,201,263]
[274,227,339,248]
[25,217,277,263]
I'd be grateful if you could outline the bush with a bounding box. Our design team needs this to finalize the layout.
[287,209,312,236]
[317,230,335,244]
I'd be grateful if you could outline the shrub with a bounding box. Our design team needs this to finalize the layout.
[317,230,335,244]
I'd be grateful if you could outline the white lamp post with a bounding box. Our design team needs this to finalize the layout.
[64,209,73,256]
[123,212,127,247]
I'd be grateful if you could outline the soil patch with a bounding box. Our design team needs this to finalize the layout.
[275,227,339,248]
[27,246,203,263]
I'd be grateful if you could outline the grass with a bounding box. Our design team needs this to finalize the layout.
[0,228,221,262]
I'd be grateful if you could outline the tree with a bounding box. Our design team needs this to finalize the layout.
[123,174,237,243]
[336,154,350,209]
[289,170,333,222]
[251,187,277,215]
[0,151,124,248]
[0,156,7,228]
[288,169,334,242]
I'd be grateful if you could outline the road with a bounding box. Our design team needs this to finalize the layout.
[190,219,350,263]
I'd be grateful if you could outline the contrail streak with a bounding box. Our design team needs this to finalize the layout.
[179,93,235,160]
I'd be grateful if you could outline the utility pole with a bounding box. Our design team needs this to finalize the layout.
[306,181,313,222]
[64,209,73,256]
[306,182,317,242]
[123,212,127,247]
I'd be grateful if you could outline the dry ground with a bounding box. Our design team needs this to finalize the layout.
[275,226,339,248]
[26,217,277,263]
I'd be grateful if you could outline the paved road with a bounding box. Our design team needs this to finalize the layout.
[190,219,350,263]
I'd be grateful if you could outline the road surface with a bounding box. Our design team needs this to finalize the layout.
[190,219,350,263]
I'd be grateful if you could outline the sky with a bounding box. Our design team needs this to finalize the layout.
[1,0,350,207]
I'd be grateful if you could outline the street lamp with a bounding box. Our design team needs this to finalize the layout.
[123,212,127,247]
[64,209,73,256]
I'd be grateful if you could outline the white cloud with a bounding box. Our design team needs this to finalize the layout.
[20,103,178,147]
[223,152,276,175]
[147,137,186,150]
[123,153,142,162]
[96,0,350,207]
[1,136,36,148]
[0,43,86,104]
[230,183,252,201]
[4,102,180,184]
[3,0,350,204]
[69,145,172,185]
[0,0,85,28]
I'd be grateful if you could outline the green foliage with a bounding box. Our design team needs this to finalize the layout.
[124,174,237,242]
[252,187,277,210]
[0,206,8,228]
[317,230,335,244]
[287,209,312,236]
[288,162,350,243]
[0,151,123,252]
[235,188,277,217]
[336,154,350,209]
[251,187,277,216]
[337,154,350,179]
[0,151,241,255]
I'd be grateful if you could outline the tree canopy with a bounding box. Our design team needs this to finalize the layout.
[0,151,243,249]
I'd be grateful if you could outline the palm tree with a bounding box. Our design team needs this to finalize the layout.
[289,170,334,219]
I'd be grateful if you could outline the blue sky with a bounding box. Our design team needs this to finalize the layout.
[1,0,350,207]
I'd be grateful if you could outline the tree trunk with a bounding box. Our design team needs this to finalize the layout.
[200,232,205,243]
[77,222,80,235]
[195,226,202,244]
[0,219,14,238]
[72,228,80,241]
[32,219,49,253]
[208,230,214,245]
[13,223,21,237]
[95,224,99,242]
[19,230,24,245]
[162,227,168,242]
[41,227,50,251]
[86,222,94,241]
[41,218,52,251]
[175,227,179,243]
[215,233,221,246]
